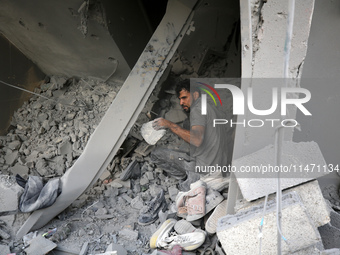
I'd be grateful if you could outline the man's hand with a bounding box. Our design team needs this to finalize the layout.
[152,117,172,130]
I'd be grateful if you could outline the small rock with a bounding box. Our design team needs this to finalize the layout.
[8,140,21,150]
[95,207,108,216]
[119,228,138,241]
[145,171,154,181]
[131,195,144,210]
[140,174,149,186]
[121,194,132,203]
[168,186,179,201]
[5,151,19,166]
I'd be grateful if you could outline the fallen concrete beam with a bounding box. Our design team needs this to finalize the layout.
[217,192,322,255]
[16,0,198,238]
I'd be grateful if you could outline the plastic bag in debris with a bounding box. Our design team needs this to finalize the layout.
[16,175,62,213]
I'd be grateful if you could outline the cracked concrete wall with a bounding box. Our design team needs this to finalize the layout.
[293,0,340,188]
[0,0,143,81]
[233,0,315,159]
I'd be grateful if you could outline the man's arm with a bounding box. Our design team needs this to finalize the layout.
[152,117,204,147]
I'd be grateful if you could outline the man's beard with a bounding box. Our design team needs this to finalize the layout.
[183,106,190,113]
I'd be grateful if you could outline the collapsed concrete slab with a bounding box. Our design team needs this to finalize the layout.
[235,180,330,228]
[217,192,322,255]
[0,175,23,213]
[233,141,328,201]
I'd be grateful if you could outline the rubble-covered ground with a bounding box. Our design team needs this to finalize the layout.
[0,53,235,254]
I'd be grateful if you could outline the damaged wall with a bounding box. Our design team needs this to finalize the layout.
[0,0,154,81]
[0,35,45,135]
[294,0,340,185]
[233,0,315,159]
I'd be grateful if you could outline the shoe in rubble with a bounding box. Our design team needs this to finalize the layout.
[138,189,166,226]
[160,231,206,251]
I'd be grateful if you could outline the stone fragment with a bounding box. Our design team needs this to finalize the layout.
[71,194,88,208]
[168,186,179,201]
[0,175,24,212]
[140,174,149,186]
[0,228,10,239]
[118,228,138,241]
[95,207,108,216]
[100,170,111,181]
[58,140,72,155]
[106,243,127,255]
[110,179,131,189]
[79,242,89,255]
[145,171,154,180]
[25,234,57,255]
[5,151,19,166]
[8,140,21,150]
[0,244,10,255]
[141,121,166,145]
[9,163,29,177]
[121,194,132,203]
[131,195,144,210]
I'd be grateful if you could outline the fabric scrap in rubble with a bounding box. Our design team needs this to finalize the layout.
[17,175,61,213]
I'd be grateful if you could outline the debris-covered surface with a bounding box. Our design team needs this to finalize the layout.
[0,53,233,254]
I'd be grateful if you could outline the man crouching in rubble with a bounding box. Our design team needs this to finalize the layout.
[151,79,228,190]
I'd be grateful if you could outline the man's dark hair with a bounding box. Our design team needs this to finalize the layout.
[175,79,200,97]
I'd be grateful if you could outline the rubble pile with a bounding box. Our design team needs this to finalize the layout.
[0,77,119,179]
[0,55,340,255]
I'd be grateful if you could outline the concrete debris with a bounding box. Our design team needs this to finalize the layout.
[0,175,24,213]
[141,121,166,145]
[217,192,322,255]
[119,228,139,241]
[24,235,57,255]
[0,244,10,255]
[106,243,128,255]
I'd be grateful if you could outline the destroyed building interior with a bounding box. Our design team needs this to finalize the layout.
[0,0,340,254]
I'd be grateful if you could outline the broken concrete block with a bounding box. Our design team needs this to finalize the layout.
[217,192,321,255]
[121,194,132,203]
[79,241,89,255]
[141,121,166,145]
[134,141,154,157]
[0,227,10,239]
[5,150,19,166]
[110,179,131,189]
[58,140,72,155]
[131,195,144,210]
[118,228,138,241]
[0,175,24,213]
[106,243,127,255]
[9,163,29,177]
[24,235,57,255]
[8,140,21,150]
[140,174,149,186]
[100,170,111,181]
[0,244,10,255]
[236,180,330,228]
[234,141,329,201]
[145,171,154,181]
[168,186,179,201]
